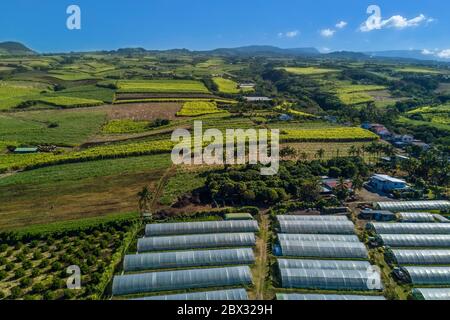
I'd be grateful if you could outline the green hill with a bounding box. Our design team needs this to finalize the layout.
[0,41,36,56]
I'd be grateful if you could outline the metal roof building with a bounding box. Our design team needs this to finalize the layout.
[374,201,450,212]
[137,233,256,252]
[397,212,435,223]
[277,259,371,271]
[276,215,349,222]
[112,266,253,296]
[387,249,450,265]
[278,234,360,243]
[401,266,450,285]
[145,220,259,237]
[124,248,255,272]
[279,268,383,291]
[367,223,450,235]
[378,234,450,248]
[276,293,386,301]
[412,288,450,301]
[279,221,356,235]
[134,289,249,301]
[278,240,368,259]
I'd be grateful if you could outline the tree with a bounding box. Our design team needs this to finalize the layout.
[297,178,322,202]
[315,148,325,161]
[138,186,153,220]
[353,175,364,192]
[280,146,298,160]
[299,152,308,162]
[334,177,350,202]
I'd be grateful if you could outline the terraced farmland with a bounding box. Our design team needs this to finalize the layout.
[117,80,210,93]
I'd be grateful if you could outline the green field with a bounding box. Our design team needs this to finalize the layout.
[102,119,152,134]
[177,101,226,117]
[281,127,379,142]
[0,82,41,110]
[212,77,253,94]
[281,67,340,75]
[117,80,210,93]
[37,96,104,108]
[395,67,442,74]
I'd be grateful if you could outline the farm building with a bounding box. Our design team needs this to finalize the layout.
[394,266,450,285]
[366,222,450,235]
[277,240,368,259]
[134,289,249,301]
[244,96,271,102]
[374,200,450,212]
[397,212,435,223]
[278,234,360,243]
[279,220,356,235]
[145,220,259,237]
[277,259,371,271]
[368,174,408,193]
[359,209,396,222]
[376,234,450,248]
[322,178,353,194]
[224,213,254,221]
[12,147,38,154]
[386,249,450,265]
[124,248,255,272]
[276,215,348,222]
[137,233,256,252]
[412,288,450,301]
[279,268,383,291]
[112,266,253,296]
[276,294,386,301]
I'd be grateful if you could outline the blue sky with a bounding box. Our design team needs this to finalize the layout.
[0,0,449,57]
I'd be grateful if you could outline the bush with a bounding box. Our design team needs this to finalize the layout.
[10,287,22,299]
[23,260,33,269]
[32,251,43,260]
[5,262,15,272]
[63,289,76,300]
[43,291,56,300]
[31,269,40,278]
[51,261,62,272]
[15,268,26,279]
[20,277,32,288]
[39,260,49,268]
[0,290,5,299]
[32,283,46,293]
[0,243,8,252]
[0,270,7,281]
[51,277,65,290]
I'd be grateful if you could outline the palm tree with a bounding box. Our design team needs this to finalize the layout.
[349,145,358,157]
[138,186,153,220]
[315,148,325,161]
[299,152,308,162]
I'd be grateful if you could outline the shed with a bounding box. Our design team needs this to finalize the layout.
[225,213,254,221]
[13,147,38,154]
[359,210,396,221]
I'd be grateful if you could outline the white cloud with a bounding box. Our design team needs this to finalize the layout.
[437,49,450,59]
[420,49,450,59]
[320,28,336,38]
[278,30,300,38]
[421,49,435,55]
[321,47,332,53]
[360,13,430,32]
[336,21,348,29]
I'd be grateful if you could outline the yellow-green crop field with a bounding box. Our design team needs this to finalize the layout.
[213,77,253,94]
[407,104,450,114]
[37,96,103,108]
[117,80,210,93]
[281,127,379,142]
[0,82,41,110]
[281,67,340,75]
[102,119,151,134]
[177,101,226,117]
[395,67,442,74]
[338,92,375,105]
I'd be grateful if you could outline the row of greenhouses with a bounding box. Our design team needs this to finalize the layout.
[376,234,450,248]
[374,200,450,212]
[278,240,368,259]
[145,220,259,236]
[386,249,450,266]
[276,215,349,222]
[276,293,386,301]
[279,220,356,235]
[133,289,249,301]
[367,223,450,235]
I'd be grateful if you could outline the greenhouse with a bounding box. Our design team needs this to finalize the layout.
[278,240,368,259]
[278,234,360,243]
[400,266,450,285]
[279,221,356,235]
[397,212,435,223]
[367,223,450,235]
[276,293,386,301]
[112,266,253,296]
[434,214,450,223]
[279,268,383,291]
[124,248,255,272]
[277,259,371,271]
[145,220,259,237]
[137,233,256,252]
[412,288,450,301]
[224,213,254,221]
[276,215,349,222]
[378,234,450,248]
[374,200,450,212]
[386,249,450,266]
[134,289,249,301]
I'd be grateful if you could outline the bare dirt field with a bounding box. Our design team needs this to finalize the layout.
[99,102,183,121]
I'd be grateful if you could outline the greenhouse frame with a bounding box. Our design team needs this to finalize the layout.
[278,240,368,259]
[277,259,371,271]
[401,266,450,285]
[374,200,450,212]
[387,249,450,266]
[112,266,253,296]
[124,248,255,272]
[276,293,386,301]
[279,221,356,235]
[378,234,450,248]
[137,233,256,252]
[279,268,383,291]
[367,223,450,235]
[276,215,349,222]
[145,220,259,237]
[278,234,360,243]
[134,289,249,301]
[412,288,450,301]
[397,212,435,223]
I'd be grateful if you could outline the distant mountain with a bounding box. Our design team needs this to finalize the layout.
[325,51,369,60]
[366,50,446,62]
[204,45,320,57]
[0,41,35,55]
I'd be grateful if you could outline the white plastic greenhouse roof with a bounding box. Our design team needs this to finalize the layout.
[112,266,253,296]
[397,212,435,223]
[277,215,349,222]
[145,220,259,237]
[278,234,360,243]
[276,293,386,301]
[133,289,249,301]
[389,249,450,265]
[379,234,450,248]
[402,266,450,285]
[124,248,255,272]
[137,233,256,252]
[279,240,368,259]
[280,268,383,291]
[367,223,450,235]
[279,221,356,235]
[412,288,450,301]
[374,201,450,212]
[277,259,371,271]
